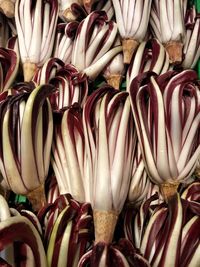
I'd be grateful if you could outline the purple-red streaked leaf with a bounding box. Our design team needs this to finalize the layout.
[83,85,136,248]
[0,48,19,92]
[181,182,200,202]
[129,70,200,190]
[32,58,64,86]
[49,65,88,110]
[71,11,118,78]
[0,216,47,267]
[182,6,200,69]
[54,22,79,64]
[0,84,54,196]
[127,39,169,90]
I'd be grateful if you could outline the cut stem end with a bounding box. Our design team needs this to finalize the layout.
[62,8,77,21]
[23,61,37,82]
[0,0,14,18]
[164,41,183,64]
[26,184,46,212]
[160,182,179,203]
[93,209,118,244]
[105,74,123,90]
[83,0,93,13]
[122,39,139,64]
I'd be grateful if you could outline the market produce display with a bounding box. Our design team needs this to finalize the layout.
[0,0,199,266]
